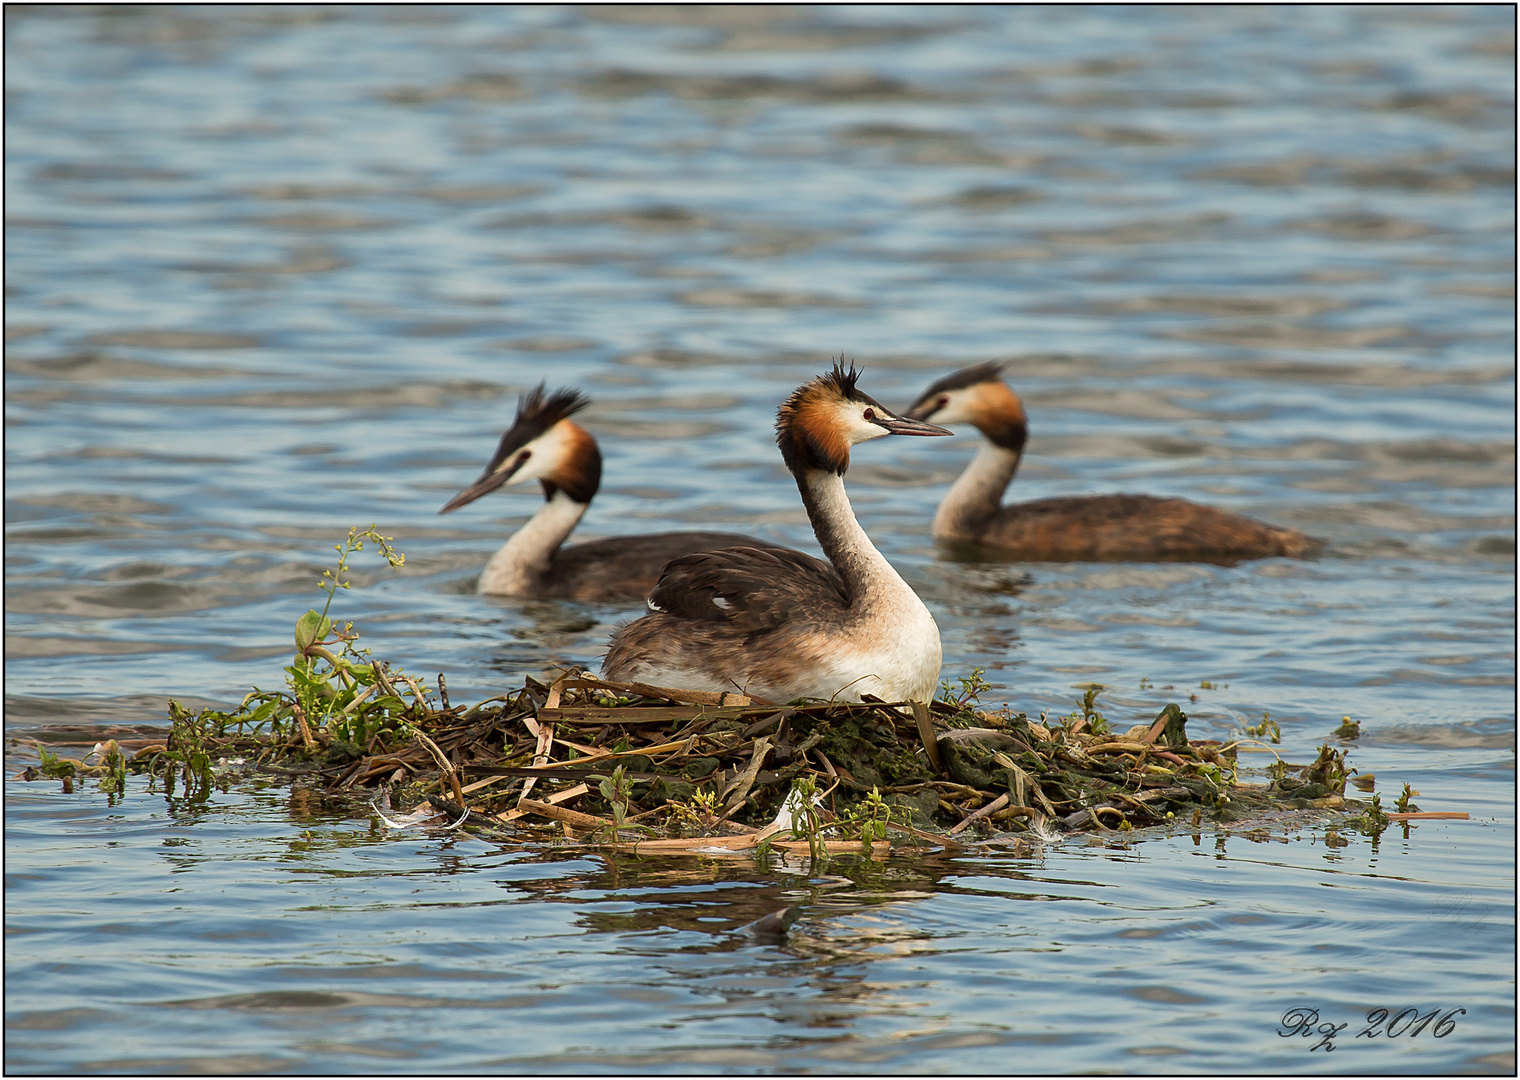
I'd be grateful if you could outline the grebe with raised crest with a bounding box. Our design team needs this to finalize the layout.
[602,364,953,703]
[903,362,1316,563]
[440,385,785,601]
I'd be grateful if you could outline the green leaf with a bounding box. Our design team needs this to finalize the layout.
[295,610,331,653]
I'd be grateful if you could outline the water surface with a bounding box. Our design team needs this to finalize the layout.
[5,5,1514,1072]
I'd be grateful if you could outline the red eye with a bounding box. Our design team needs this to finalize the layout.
[937,396,949,408]
[863,408,876,421]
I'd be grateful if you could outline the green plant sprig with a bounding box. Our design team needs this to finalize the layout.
[837,785,902,851]
[781,775,831,864]
[590,765,655,842]
[939,669,991,711]
[1243,712,1281,744]
[1055,685,1110,736]
[121,527,420,801]
[289,526,413,746]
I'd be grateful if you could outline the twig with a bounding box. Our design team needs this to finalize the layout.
[371,661,401,700]
[551,734,601,757]
[815,750,839,781]
[1229,738,1285,765]
[291,701,317,750]
[741,712,786,738]
[400,673,429,708]
[1084,740,1152,755]
[519,720,556,801]
[1139,713,1169,745]
[515,797,613,830]
[498,783,588,822]
[460,772,518,796]
[722,738,773,816]
[949,792,1010,835]
[517,673,566,803]
[911,701,943,773]
[569,676,768,707]
[544,673,567,711]
[339,683,375,715]
[412,729,466,808]
[425,796,511,833]
[459,695,513,720]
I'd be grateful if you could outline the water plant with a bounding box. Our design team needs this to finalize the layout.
[288,525,410,740]
[837,785,900,851]
[939,668,991,711]
[32,746,76,780]
[177,525,423,758]
[590,765,654,841]
[783,775,829,862]
[669,787,724,832]
[1078,684,1110,735]
[144,702,217,801]
[1300,744,1352,794]
[92,740,127,800]
[1358,793,1389,838]
[1056,685,1110,735]
[1244,713,1281,744]
[22,740,128,802]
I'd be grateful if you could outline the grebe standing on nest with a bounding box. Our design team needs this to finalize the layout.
[602,365,953,703]
[440,385,785,601]
[903,362,1316,563]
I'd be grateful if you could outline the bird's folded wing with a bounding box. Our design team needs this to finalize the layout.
[646,546,848,631]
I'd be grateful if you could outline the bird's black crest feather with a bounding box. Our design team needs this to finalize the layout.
[515,384,590,436]
[915,361,1005,402]
[482,384,591,469]
[819,359,864,402]
[774,361,877,475]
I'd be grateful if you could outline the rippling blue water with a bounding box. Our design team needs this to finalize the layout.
[6,5,1514,1072]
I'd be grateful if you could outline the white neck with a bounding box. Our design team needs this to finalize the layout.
[477,491,587,595]
[800,470,914,612]
[800,469,941,701]
[932,440,1021,539]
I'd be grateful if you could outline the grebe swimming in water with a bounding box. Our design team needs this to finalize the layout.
[602,364,953,703]
[440,385,785,601]
[903,362,1316,563]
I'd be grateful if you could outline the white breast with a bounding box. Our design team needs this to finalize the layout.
[808,595,942,703]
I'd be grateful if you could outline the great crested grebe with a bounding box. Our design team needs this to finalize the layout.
[602,365,953,703]
[440,385,785,601]
[903,362,1316,563]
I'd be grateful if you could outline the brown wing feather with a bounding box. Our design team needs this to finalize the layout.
[645,546,848,632]
[979,494,1314,562]
[532,532,789,602]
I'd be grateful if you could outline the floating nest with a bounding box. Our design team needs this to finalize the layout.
[22,661,1392,855]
